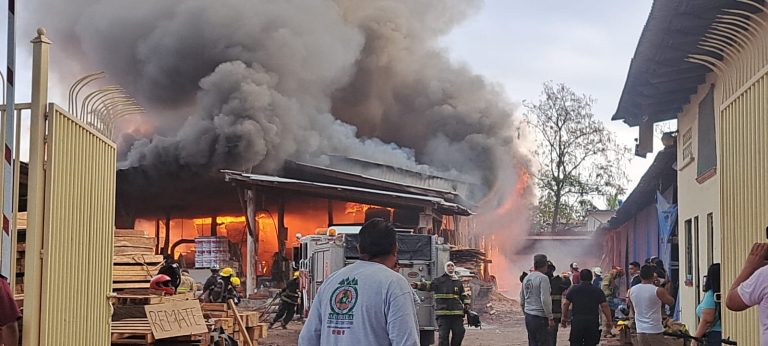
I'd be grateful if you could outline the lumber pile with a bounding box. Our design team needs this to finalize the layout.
[451,248,488,277]
[111,318,210,345]
[113,229,161,291]
[115,229,156,256]
[113,254,163,291]
[111,293,212,345]
[202,302,268,344]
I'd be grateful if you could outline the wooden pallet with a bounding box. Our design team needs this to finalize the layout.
[201,303,265,344]
[111,318,210,345]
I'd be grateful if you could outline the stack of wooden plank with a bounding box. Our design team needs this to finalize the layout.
[115,229,156,256]
[111,293,211,345]
[112,227,161,291]
[111,318,210,345]
[202,303,268,343]
[113,254,163,291]
[450,248,488,276]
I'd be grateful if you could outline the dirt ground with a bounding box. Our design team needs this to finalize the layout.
[258,293,575,345]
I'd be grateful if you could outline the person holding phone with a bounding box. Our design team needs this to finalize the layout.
[725,242,768,345]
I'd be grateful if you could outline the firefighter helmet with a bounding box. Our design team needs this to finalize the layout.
[150,274,175,295]
[220,267,234,277]
[231,277,241,287]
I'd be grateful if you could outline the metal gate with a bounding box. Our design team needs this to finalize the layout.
[37,104,115,345]
[19,29,116,346]
[720,71,768,346]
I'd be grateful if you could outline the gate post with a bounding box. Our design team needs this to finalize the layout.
[23,27,51,346]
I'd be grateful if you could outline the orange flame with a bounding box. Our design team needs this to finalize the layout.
[494,169,530,216]
[344,203,393,216]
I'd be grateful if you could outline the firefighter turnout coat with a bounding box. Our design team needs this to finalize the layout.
[415,273,470,316]
[280,278,301,305]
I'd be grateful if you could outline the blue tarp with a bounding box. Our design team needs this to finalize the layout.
[656,191,679,319]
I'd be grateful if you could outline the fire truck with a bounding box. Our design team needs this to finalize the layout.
[297,225,450,346]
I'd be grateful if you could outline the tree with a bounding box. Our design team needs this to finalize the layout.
[525,82,630,231]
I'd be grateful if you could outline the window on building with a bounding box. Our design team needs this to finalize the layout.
[694,216,701,302]
[707,213,714,266]
[697,85,717,177]
[685,219,693,278]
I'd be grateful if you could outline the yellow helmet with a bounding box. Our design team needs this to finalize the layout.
[220,267,234,277]
[293,271,300,279]
[231,277,241,286]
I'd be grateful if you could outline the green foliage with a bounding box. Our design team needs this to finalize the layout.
[526,82,630,230]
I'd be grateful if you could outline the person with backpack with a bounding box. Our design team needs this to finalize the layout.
[692,264,721,345]
[157,254,182,291]
[206,267,235,303]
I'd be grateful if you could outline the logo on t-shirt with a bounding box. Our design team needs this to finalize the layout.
[327,277,359,335]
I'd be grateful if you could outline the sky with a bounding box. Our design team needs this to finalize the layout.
[4,0,665,201]
[441,0,663,200]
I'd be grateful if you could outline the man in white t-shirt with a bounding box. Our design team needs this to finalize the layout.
[299,218,419,346]
[628,265,675,345]
[726,242,768,345]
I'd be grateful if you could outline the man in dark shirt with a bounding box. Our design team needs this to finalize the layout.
[547,262,571,345]
[561,269,613,346]
[629,261,641,288]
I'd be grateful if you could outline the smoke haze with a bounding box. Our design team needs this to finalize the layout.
[26,0,532,203]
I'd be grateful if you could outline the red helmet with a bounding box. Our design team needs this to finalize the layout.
[150,274,175,295]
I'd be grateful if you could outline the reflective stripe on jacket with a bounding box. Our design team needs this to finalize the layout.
[415,273,470,316]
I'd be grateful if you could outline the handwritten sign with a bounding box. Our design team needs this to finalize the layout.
[144,300,208,339]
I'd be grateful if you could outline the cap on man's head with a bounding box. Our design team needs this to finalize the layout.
[534,254,548,262]
[570,262,579,269]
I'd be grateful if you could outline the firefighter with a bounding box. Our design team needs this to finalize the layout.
[207,267,235,303]
[177,269,196,294]
[150,274,176,296]
[228,277,242,305]
[412,261,470,346]
[546,262,571,346]
[156,254,181,291]
[270,271,301,329]
[201,264,220,300]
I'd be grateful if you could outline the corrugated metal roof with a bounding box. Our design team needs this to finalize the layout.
[613,0,762,126]
[222,170,473,216]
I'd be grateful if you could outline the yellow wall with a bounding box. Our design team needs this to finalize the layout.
[676,73,722,331]
[717,8,768,344]
[719,71,767,346]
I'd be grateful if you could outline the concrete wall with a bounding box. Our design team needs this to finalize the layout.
[675,72,722,331]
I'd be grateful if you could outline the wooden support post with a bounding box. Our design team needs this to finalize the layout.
[164,213,171,256]
[210,214,217,237]
[154,219,160,254]
[277,199,287,284]
[229,299,254,346]
[326,199,333,227]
